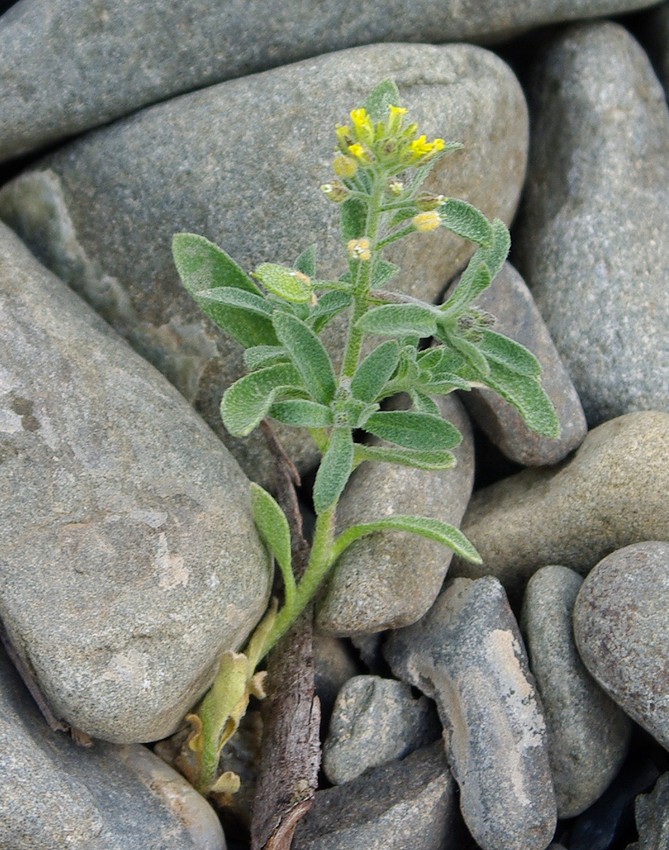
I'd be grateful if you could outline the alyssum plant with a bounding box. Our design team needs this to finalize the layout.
[171,80,559,795]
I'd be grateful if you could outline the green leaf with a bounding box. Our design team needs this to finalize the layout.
[364,79,401,121]
[310,290,353,334]
[354,443,457,471]
[356,304,438,338]
[196,286,274,317]
[269,400,334,428]
[254,263,313,304]
[478,330,542,379]
[313,428,354,514]
[478,361,560,439]
[340,198,368,241]
[220,363,302,436]
[409,390,441,416]
[364,410,462,451]
[243,345,288,369]
[333,515,481,564]
[371,260,400,289]
[250,483,295,604]
[294,244,317,277]
[350,340,400,403]
[272,312,336,405]
[172,233,277,347]
[443,332,490,377]
[437,199,493,246]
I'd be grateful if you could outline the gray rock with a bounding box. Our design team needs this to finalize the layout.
[0,646,225,850]
[0,220,270,742]
[573,541,669,750]
[323,674,441,785]
[0,42,528,485]
[0,0,659,163]
[514,22,669,426]
[313,632,362,725]
[521,565,631,818]
[385,576,557,850]
[316,394,474,636]
[628,773,669,850]
[453,411,669,600]
[292,742,461,850]
[446,262,587,466]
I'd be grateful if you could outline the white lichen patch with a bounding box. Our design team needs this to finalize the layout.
[99,647,151,691]
[155,532,189,591]
[0,408,23,433]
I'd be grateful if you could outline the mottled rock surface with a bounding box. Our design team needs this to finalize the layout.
[0,647,225,850]
[0,42,528,485]
[386,577,556,850]
[316,395,474,635]
[628,773,669,850]
[514,22,669,425]
[522,565,631,817]
[573,541,669,750]
[0,220,270,742]
[454,411,669,598]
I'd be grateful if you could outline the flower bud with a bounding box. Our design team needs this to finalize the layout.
[333,154,358,179]
[347,238,371,261]
[412,211,441,233]
[347,143,372,164]
[387,178,404,196]
[415,192,446,211]
[321,180,349,203]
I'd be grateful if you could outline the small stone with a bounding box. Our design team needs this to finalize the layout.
[313,633,362,726]
[0,221,270,742]
[521,565,631,817]
[385,576,557,850]
[514,21,669,425]
[573,541,669,750]
[628,772,669,850]
[453,411,669,599]
[323,675,441,785]
[292,742,461,850]
[316,395,474,635]
[0,646,225,850]
[445,262,587,466]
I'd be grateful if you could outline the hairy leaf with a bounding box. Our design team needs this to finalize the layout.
[409,390,441,417]
[313,428,354,514]
[357,304,438,338]
[243,345,288,370]
[294,244,317,277]
[220,363,302,437]
[364,410,462,451]
[310,290,352,334]
[250,483,294,605]
[340,198,368,241]
[269,400,334,428]
[350,340,400,403]
[196,286,274,316]
[255,263,313,304]
[478,330,542,378]
[438,199,493,246]
[478,361,560,438]
[354,443,457,471]
[371,260,400,289]
[273,312,336,405]
[364,79,401,121]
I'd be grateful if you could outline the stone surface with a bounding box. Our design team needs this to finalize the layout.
[0,646,225,850]
[316,394,474,636]
[0,42,528,485]
[292,742,461,850]
[514,22,669,426]
[453,411,669,599]
[322,675,441,785]
[0,220,270,742]
[643,3,669,96]
[385,576,557,850]
[628,773,669,850]
[313,632,362,726]
[0,0,659,163]
[573,541,669,750]
[445,262,587,466]
[521,565,631,818]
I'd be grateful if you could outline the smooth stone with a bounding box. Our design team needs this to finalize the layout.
[514,22,669,426]
[573,541,669,750]
[0,42,528,485]
[385,576,557,850]
[322,674,441,785]
[444,262,587,466]
[292,742,461,850]
[521,565,631,818]
[312,632,362,727]
[0,0,659,163]
[628,773,669,850]
[0,646,225,850]
[316,394,474,636]
[0,220,270,742]
[453,411,669,599]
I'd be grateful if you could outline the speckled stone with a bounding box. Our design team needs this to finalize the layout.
[0,220,270,743]
[316,395,474,636]
[514,22,669,426]
[628,772,669,850]
[521,565,631,817]
[446,262,587,466]
[0,42,528,485]
[385,576,557,850]
[453,411,669,599]
[573,541,669,750]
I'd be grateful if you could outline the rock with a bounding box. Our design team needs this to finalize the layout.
[292,742,462,850]
[573,541,669,750]
[0,0,660,163]
[385,576,557,850]
[316,394,474,636]
[641,4,669,98]
[445,262,587,466]
[521,565,631,818]
[453,411,669,599]
[0,220,270,742]
[628,772,669,850]
[0,646,225,850]
[313,632,362,726]
[322,675,441,785]
[0,42,528,484]
[514,22,669,426]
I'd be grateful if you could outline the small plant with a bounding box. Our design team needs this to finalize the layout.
[171,80,559,796]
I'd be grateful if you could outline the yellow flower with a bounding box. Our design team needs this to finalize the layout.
[412,211,441,232]
[347,238,371,261]
[350,108,374,145]
[333,154,358,178]
[386,104,407,134]
[409,136,446,162]
[335,124,353,154]
[347,143,371,164]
